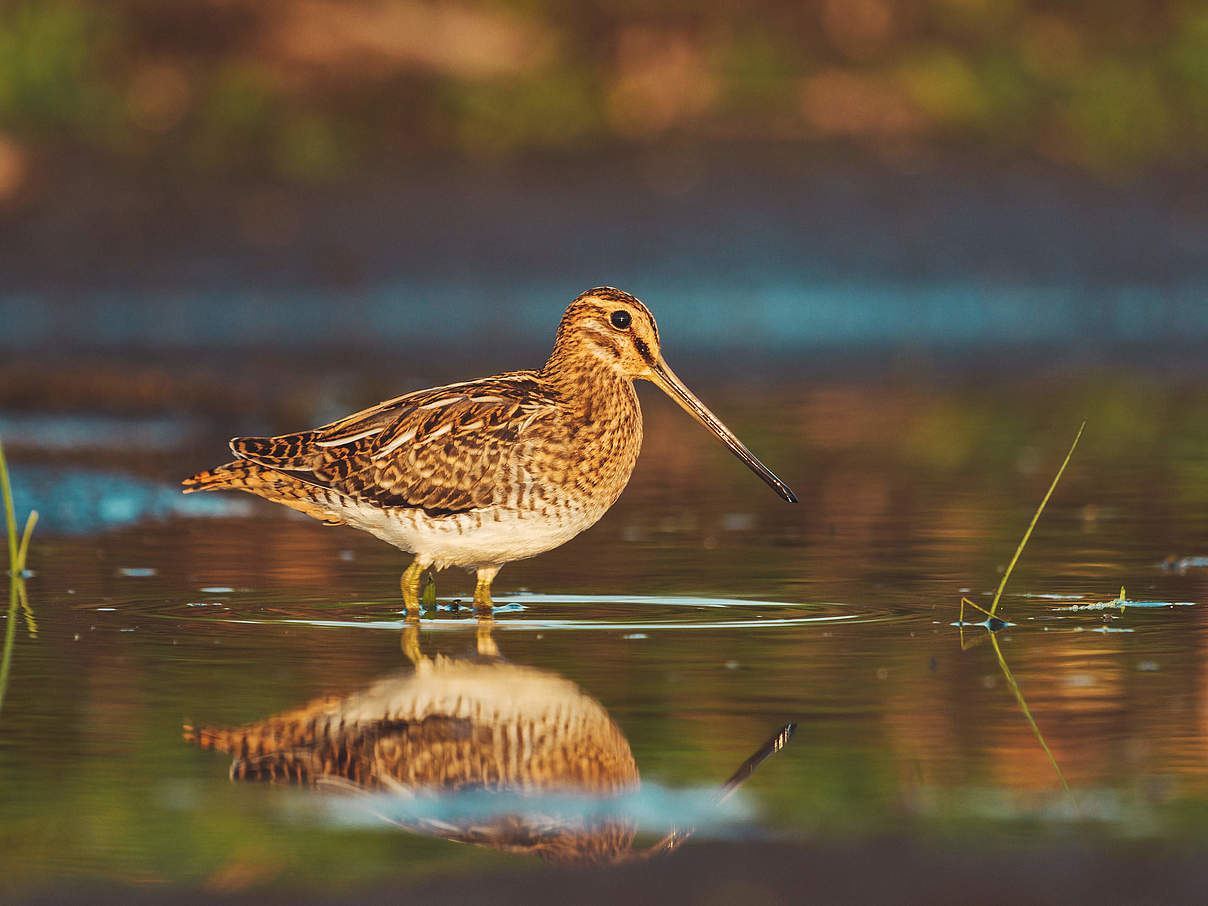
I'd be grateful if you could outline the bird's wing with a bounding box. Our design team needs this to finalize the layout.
[230,371,562,515]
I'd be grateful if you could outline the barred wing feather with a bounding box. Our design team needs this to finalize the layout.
[230,372,560,516]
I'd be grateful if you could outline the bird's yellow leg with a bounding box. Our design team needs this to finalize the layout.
[400,558,428,616]
[473,565,499,615]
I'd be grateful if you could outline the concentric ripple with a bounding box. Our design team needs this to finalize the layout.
[213,593,889,632]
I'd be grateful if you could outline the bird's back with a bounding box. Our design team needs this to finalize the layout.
[183,365,644,546]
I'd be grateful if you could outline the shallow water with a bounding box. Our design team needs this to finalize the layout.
[2,361,1208,892]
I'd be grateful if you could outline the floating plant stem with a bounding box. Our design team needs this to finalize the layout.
[959,596,1000,630]
[987,421,1086,618]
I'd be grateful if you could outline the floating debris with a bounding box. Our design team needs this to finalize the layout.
[1054,587,1196,612]
[119,567,157,577]
[1160,555,1208,573]
[1057,599,1195,612]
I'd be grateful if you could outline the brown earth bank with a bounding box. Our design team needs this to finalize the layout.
[12,840,1207,904]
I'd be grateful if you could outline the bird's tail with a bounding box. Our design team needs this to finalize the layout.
[182,460,262,494]
[182,461,345,524]
[184,720,315,783]
[184,694,350,784]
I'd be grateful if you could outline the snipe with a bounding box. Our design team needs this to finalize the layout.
[183,287,796,613]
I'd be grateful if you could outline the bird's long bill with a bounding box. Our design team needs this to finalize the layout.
[648,358,798,503]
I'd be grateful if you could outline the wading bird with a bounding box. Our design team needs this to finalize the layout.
[183,287,796,613]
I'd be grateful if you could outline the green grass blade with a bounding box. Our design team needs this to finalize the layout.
[961,596,994,620]
[0,437,18,575]
[17,510,37,573]
[988,421,1085,618]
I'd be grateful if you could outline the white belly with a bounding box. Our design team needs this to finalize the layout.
[336,499,602,570]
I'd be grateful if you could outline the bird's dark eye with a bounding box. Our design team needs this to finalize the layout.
[610,310,631,330]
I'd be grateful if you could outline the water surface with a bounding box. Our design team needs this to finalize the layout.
[2,362,1207,892]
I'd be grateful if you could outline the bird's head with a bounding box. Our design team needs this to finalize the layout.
[552,286,664,380]
[549,287,797,504]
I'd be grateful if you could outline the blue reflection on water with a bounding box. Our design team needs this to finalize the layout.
[3,280,1208,351]
[0,413,195,452]
[6,465,251,534]
[313,783,753,835]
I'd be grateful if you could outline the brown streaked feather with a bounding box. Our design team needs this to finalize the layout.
[184,664,638,793]
[225,371,563,517]
[182,461,345,524]
[184,661,640,863]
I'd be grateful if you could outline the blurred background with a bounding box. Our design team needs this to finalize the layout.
[1,0,1206,354]
[4,3,1208,899]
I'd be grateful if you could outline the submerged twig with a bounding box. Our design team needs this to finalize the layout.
[988,633,1069,792]
[957,604,1069,790]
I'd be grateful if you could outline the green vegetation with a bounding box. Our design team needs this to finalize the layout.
[960,421,1085,624]
[0,436,37,714]
[1,1,1207,184]
[958,422,1086,793]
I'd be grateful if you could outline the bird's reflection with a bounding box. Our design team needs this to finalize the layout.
[186,622,793,864]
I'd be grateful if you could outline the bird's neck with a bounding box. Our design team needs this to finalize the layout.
[540,344,638,424]
[543,340,620,391]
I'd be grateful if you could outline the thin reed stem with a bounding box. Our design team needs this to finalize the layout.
[988,421,1085,618]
